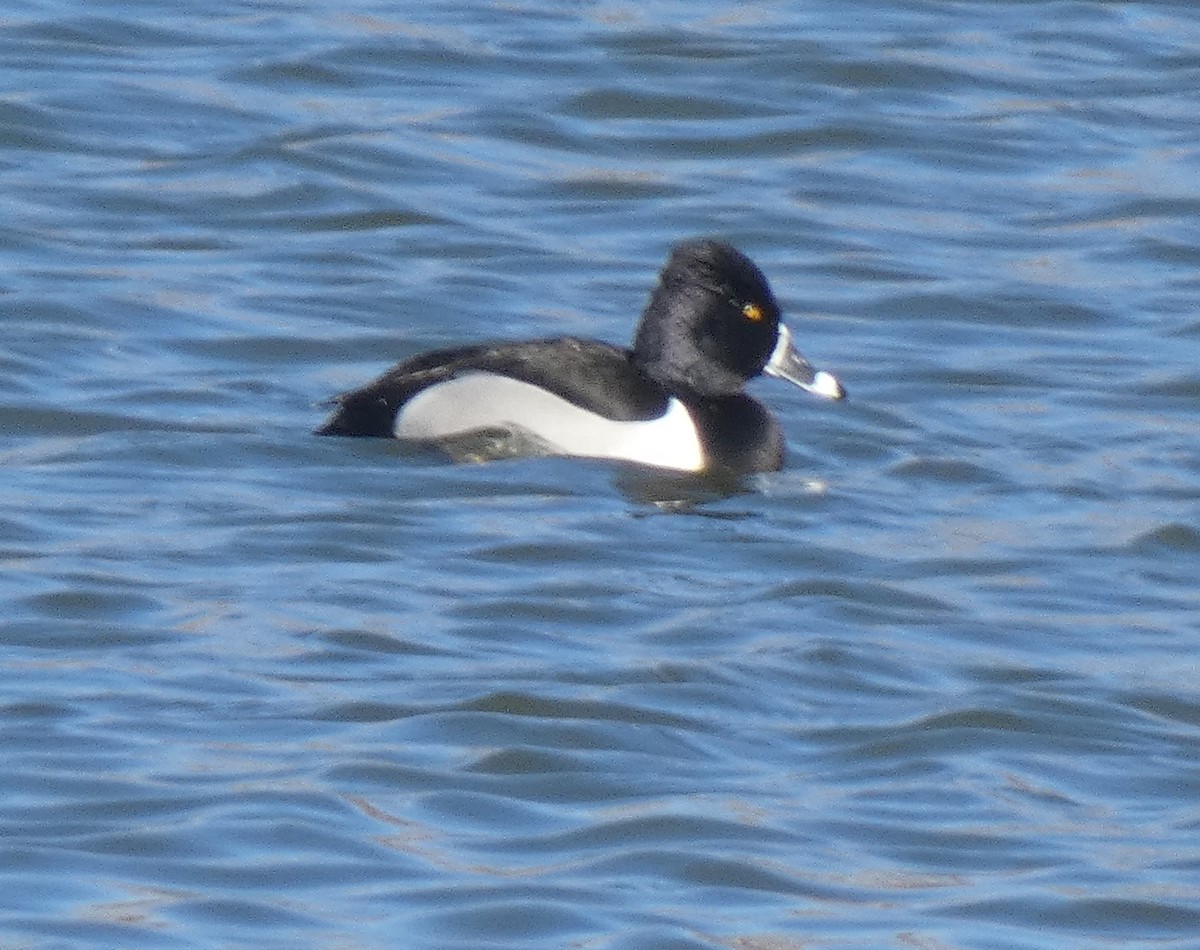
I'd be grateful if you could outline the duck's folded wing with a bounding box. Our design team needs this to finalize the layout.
[316,338,669,437]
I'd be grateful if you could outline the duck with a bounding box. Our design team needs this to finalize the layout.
[316,239,844,475]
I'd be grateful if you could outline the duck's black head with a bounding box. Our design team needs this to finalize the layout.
[632,240,784,396]
[632,239,844,401]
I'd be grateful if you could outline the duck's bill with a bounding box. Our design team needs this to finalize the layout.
[764,324,846,400]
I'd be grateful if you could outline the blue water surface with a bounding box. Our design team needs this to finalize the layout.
[3,1,1200,948]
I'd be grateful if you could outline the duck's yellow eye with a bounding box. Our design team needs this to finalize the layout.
[742,302,764,322]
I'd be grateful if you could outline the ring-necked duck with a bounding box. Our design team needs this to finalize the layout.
[317,239,844,474]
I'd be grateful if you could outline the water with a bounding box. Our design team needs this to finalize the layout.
[3,2,1200,947]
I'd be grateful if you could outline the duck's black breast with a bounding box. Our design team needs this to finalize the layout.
[316,337,672,437]
[686,393,786,475]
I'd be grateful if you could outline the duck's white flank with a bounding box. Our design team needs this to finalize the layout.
[393,372,706,472]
